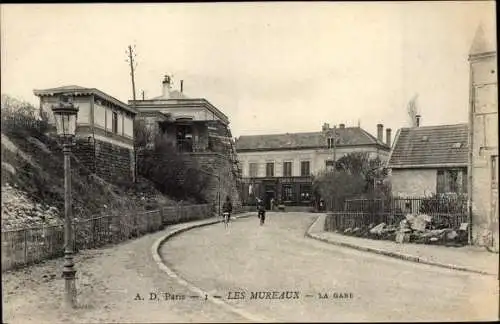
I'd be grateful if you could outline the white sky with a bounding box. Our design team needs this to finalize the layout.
[1,2,496,138]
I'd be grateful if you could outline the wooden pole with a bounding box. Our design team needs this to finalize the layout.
[126,45,138,183]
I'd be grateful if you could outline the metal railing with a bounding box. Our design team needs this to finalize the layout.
[326,196,468,233]
[1,203,211,272]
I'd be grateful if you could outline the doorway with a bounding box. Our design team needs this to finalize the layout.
[265,191,275,210]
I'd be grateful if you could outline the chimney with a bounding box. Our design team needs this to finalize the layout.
[339,123,345,129]
[416,114,421,127]
[377,123,384,142]
[386,128,392,147]
[322,123,330,131]
[162,75,172,99]
[180,80,184,93]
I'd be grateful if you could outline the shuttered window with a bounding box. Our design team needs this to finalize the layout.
[283,162,292,177]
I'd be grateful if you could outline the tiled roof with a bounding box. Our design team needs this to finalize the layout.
[235,127,388,151]
[387,123,468,168]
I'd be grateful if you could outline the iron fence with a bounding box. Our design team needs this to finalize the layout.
[1,203,210,272]
[344,196,468,215]
[326,196,468,233]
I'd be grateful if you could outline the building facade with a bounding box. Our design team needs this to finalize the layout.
[386,123,468,197]
[130,76,242,211]
[34,85,137,184]
[236,123,392,209]
[468,24,498,250]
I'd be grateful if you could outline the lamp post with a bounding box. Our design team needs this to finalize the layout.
[51,95,79,309]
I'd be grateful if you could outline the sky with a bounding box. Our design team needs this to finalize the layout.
[1,2,496,138]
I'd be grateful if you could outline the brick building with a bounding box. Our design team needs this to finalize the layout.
[236,123,392,209]
[130,76,242,211]
[468,24,498,250]
[386,123,468,197]
[34,85,137,184]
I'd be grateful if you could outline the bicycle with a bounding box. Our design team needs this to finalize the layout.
[222,212,230,228]
[258,210,265,226]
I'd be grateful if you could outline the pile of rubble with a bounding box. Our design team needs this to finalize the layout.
[341,213,468,246]
[1,183,62,230]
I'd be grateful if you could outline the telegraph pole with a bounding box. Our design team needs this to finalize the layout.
[332,124,337,175]
[126,45,138,103]
[126,44,138,182]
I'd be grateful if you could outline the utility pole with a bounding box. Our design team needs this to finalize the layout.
[141,90,145,100]
[332,124,337,175]
[126,44,138,182]
[126,45,138,103]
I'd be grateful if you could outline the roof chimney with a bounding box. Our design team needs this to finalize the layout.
[386,128,392,147]
[377,124,384,142]
[339,123,345,129]
[322,123,330,132]
[180,80,184,93]
[416,115,421,127]
[162,75,172,99]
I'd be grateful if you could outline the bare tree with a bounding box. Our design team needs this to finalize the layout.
[407,94,419,127]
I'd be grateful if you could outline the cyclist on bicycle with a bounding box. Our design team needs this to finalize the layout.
[257,198,266,225]
[222,196,233,226]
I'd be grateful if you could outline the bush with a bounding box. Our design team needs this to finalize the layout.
[1,94,49,138]
[136,129,211,203]
[419,193,467,214]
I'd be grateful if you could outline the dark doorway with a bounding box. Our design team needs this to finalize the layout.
[176,124,193,152]
[265,191,275,210]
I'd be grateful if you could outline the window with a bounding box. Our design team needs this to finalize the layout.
[283,161,292,177]
[266,162,274,177]
[112,111,118,134]
[300,184,312,201]
[437,169,465,194]
[327,137,334,149]
[282,184,295,202]
[249,163,258,177]
[300,161,310,176]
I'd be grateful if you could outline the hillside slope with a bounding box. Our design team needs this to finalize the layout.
[1,126,176,231]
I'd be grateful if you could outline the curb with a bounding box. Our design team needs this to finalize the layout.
[305,215,497,277]
[151,213,269,323]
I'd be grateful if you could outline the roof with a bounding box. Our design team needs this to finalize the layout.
[130,98,230,125]
[33,85,137,115]
[469,23,497,56]
[152,90,189,100]
[235,127,389,152]
[387,123,468,169]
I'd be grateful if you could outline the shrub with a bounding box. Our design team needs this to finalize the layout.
[419,193,467,214]
[1,94,49,138]
[136,125,211,203]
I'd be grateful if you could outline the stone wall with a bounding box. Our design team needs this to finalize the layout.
[188,152,243,213]
[73,137,134,184]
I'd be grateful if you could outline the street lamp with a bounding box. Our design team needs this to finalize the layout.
[51,95,79,309]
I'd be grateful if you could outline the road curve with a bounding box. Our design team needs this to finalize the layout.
[159,212,498,322]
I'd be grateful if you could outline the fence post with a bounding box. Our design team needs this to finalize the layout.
[24,230,28,264]
[91,218,96,248]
